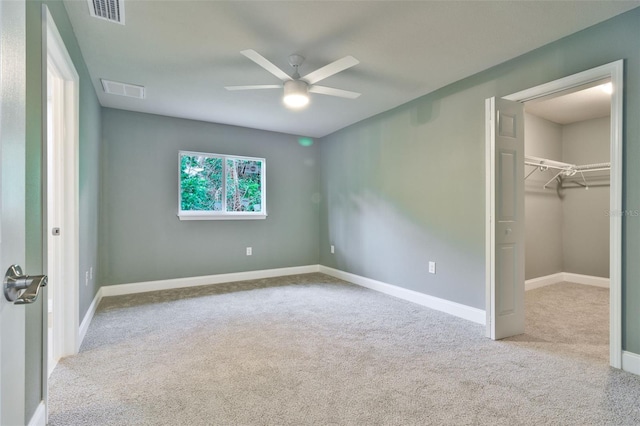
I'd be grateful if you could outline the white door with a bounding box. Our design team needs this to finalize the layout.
[486,97,525,340]
[1,0,34,424]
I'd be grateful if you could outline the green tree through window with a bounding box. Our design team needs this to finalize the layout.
[179,151,265,219]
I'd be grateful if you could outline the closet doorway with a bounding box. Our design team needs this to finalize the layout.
[523,79,611,363]
[45,6,81,372]
[486,60,623,369]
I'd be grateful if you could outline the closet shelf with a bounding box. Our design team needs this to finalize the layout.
[524,155,610,189]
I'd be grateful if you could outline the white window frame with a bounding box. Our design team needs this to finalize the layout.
[178,150,267,221]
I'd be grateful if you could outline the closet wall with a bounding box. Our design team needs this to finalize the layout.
[562,117,610,278]
[524,113,610,280]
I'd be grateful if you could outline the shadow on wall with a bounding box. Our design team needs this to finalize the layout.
[410,98,441,127]
[328,187,483,308]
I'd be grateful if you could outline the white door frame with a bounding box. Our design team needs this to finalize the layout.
[485,60,623,368]
[44,6,80,358]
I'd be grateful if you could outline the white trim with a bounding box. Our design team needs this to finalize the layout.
[100,265,321,297]
[524,272,609,291]
[96,265,486,325]
[78,288,103,346]
[524,273,565,291]
[622,351,640,376]
[27,402,46,426]
[563,273,610,288]
[45,6,80,357]
[485,97,495,338]
[609,60,624,370]
[319,266,486,325]
[178,212,267,221]
[491,60,623,369]
[503,62,619,102]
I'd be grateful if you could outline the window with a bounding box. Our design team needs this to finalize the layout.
[178,150,266,220]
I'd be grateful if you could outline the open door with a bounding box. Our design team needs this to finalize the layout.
[0,2,29,423]
[1,1,48,424]
[486,97,525,340]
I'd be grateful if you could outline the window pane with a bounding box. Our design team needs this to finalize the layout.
[226,158,263,212]
[180,154,223,211]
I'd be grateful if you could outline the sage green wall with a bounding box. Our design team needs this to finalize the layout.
[100,109,319,285]
[25,0,102,419]
[319,9,640,353]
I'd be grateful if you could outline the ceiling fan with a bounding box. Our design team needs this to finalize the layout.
[225,49,361,109]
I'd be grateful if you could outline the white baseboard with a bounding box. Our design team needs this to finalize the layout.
[79,288,104,347]
[100,265,321,297]
[525,272,610,291]
[319,265,486,325]
[82,264,485,348]
[525,273,565,291]
[622,351,640,376]
[27,401,46,426]
[563,272,610,288]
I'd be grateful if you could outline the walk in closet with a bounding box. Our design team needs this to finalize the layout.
[524,82,612,284]
[522,81,612,360]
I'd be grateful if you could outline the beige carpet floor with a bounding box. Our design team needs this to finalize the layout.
[509,281,610,363]
[48,274,640,425]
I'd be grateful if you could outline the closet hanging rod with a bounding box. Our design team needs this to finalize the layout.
[524,155,611,187]
[524,155,575,171]
[524,156,610,172]
[524,155,576,183]
[575,162,611,171]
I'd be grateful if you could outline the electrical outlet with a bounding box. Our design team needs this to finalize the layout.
[428,261,436,274]
[246,247,252,256]
[330,245,335,254]
[85,271,89,286]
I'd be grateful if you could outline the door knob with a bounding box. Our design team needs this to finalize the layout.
[3,265,48,304]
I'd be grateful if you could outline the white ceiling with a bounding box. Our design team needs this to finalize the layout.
[63,1,640,138]
[526,82,612,125]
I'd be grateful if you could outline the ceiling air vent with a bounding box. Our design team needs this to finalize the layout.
[87,0,125,25]
[101,79,145,99]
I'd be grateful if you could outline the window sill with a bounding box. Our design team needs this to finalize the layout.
[177,212,267,221]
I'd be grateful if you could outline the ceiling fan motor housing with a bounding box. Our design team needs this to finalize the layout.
[284,79,309,96]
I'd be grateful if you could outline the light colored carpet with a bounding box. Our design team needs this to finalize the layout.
[49,274,640,425]
[510,281,610,363]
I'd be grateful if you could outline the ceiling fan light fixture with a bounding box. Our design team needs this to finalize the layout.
[283,80,309,109]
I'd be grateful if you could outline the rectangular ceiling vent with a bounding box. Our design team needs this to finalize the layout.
[88,0,125,25]
[101,79,145,99]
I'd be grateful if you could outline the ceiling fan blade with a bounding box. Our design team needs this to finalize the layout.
[309,85,361,99]
[240,49,291,82]
[302,56,359,85]
[225,85,281,91]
